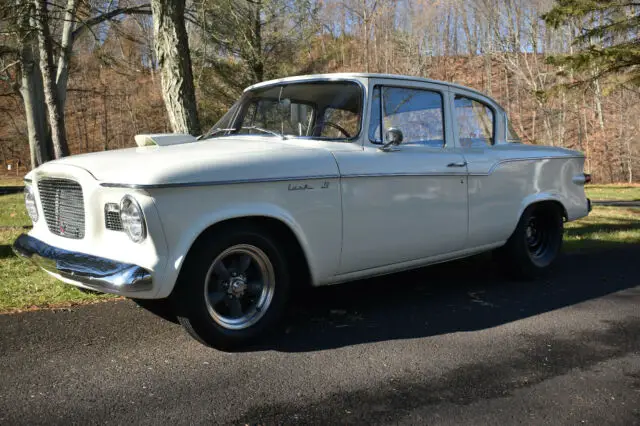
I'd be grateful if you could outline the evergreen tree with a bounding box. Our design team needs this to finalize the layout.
[543,0,640,87]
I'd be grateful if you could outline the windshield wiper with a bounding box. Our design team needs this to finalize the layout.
[240,126,287,139]
[198,126,286,141]
[197,128,237,141]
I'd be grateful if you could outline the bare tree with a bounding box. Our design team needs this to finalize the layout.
[150,0,200,135]
[33,0,69,158]
[14,0,51,167]
[55,0,78,112]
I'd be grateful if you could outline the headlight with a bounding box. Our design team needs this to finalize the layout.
[24,185,38,222]
[120,195,146,243]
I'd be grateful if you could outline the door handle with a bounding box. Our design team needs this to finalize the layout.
[447,161,467,168]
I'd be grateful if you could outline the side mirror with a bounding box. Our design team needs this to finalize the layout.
[380,127,403,152]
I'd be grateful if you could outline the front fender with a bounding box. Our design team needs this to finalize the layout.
[150,178,343,298]
[171,202,316,279]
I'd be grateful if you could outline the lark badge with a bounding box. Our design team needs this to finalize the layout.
[287,181,330,191]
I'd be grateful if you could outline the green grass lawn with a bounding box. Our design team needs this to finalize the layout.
[564,206,640,251]
[0,193,31,227]
[0,177,25,187]
[585,184,640,201]
[0,193,116,313]
[0,185,638,313]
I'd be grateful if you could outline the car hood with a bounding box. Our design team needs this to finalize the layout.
[43,137,340,187]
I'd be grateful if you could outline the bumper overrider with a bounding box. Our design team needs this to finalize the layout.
[12,234,153,294]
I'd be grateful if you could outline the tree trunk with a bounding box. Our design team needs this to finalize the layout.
[15,0,51,168]
[250,0,263,83]
[102,88,109,150]
[363,3,369,72]
[55,0,78,112]
[150,0,201,135]
[33,0,69,158]
[593,77,605,130]
[19,42,51,168]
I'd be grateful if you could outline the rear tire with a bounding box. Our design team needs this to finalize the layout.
[495,204,564,280]
[173,225,290,350]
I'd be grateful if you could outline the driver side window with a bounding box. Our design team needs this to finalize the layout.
[321,108,359,138]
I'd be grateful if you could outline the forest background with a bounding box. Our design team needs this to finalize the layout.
[1,0,639,183]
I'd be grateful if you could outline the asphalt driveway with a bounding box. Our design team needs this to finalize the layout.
[1,247,639,425]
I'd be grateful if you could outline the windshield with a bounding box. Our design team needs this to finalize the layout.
[201,81,363,141]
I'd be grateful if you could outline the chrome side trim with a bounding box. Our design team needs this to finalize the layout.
[100,155,583,188]
[12,234,153,294]
[99,174,340,189]
[467,155,585,176]
[342,172,466,178]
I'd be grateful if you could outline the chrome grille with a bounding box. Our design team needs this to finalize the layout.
[104,203,123,231]
[37,178,85,239]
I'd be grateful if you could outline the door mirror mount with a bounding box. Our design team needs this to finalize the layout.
[380,128,403,152]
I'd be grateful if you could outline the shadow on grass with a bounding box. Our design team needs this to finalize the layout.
[0,187,23,196]
[0,244,15,259]
[564,215,640,251]
[566,217,640,237]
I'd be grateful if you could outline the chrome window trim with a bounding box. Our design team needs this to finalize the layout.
[453,93,497,146]
[246,73,492,102]
[368,84,447,148]
[236,78,367,143]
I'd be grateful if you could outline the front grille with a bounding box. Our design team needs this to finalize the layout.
[104,203,123,231]
[37,178,85,239]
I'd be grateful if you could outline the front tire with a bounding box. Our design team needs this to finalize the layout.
[496,204,564,279]
[174,226,290,350]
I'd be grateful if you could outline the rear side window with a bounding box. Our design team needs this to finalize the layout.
[454,96,494,147]
[369,86,445,148]
[506,118,522,143]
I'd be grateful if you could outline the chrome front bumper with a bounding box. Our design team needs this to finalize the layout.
[13,234,153,294]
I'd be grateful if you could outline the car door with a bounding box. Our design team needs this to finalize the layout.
[451,89,518,248]
[333,80,469,274]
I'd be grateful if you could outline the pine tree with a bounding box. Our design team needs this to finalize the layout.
[543,0,640,87]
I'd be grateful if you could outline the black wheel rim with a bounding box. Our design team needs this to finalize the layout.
[525,215,551,259]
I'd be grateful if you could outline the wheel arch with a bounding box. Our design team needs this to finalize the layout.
[503,194,568,243]
[519,194,568,223]
[169,210,314,298]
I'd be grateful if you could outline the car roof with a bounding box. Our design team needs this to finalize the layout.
[245,72,492,101]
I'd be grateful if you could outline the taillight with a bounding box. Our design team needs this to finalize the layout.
[584,173,592,184]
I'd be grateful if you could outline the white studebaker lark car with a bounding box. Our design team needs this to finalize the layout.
[14,73,591,348]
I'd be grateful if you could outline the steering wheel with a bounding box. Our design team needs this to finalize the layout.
[316,121,352,138]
